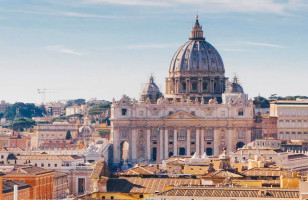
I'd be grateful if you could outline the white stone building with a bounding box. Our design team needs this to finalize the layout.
[110,16,254,166]
[270,100,308,140]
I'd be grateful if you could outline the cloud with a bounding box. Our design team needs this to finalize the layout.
[63,12,119,19]
[45,45,83,56]
[220,48,248,52]
[82,0,308,14]
[120,43,180,50]
[243,41,287,48]
[84,0,171,7]
[0,8,118,19]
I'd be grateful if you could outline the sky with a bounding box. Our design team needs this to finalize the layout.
[0,0,308,104]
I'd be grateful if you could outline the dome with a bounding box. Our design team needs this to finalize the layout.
[140,76,163,103]
[165,16,226,103]
[169,16,224,75]
[227,76,244,93]
[79,125,95,133]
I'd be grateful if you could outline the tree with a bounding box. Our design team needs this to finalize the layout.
[65,130,72,140]
[4,102,46,120]
[88,103,111,116]
[11,118,36,131]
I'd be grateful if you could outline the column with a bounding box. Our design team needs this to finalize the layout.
[210,78,214,93]
[201,128,205,155]
[220,79,224,92]
[146,128,151,160]
[186,78,189,93]
[112,128,120,164]
[213,128,219,156]
[196,128,200,156]
[164,128,169,159]
[159,127,164,162]
[131,128,137,162]
[186,129,191,156]
[173,129,178,156]
[246,128,252,144]
[175,78,180,94]
[198,78,202,93]
[227,128,233,154]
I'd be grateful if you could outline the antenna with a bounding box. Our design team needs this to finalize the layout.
[37,88,47,104]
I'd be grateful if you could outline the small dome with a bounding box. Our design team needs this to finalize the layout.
[140,76,163,103]
[227,76,243,93]
[79,125,95,133]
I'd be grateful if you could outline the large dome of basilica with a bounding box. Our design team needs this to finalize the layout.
[169,17,224,75]
[165,16,226,103]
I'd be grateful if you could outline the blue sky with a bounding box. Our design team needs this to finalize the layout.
[0,0,308,104]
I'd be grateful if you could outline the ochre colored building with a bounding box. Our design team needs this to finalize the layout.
[4,166,54,200]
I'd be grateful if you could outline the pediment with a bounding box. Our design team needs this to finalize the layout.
[165,111,199,120]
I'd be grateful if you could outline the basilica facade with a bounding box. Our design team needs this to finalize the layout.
[110,16,254,166]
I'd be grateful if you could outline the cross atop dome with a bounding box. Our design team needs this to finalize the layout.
[190,15,205,41]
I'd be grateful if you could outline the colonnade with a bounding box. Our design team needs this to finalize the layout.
[112,126,252,165]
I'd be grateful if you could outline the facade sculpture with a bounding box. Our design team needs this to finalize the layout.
[110,16,254,166]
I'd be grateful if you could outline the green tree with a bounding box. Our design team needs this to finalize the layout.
[98,130,110,137]
[4,102,46,120]
[88,103,111,116]
[65,130,72,140]
[11,118,36,131]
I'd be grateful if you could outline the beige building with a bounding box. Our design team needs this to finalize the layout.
[270,100,308,140]
[35,122,79,147]
[110,17,254,166]
[54,171,69,199]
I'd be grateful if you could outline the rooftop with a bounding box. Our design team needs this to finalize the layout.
[2,179,31,194]
[158,187,299,199]
[5,165,53,176]
[107,177,201,194]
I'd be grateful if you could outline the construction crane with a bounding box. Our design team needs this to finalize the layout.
[37,88,47,104]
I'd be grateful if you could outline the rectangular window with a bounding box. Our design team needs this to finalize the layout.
[122,130,127,138]
[238,130,243,139]
[121,109,127,116]
[206,130,212,138]
[238,109,244,116]
[182,82,186,91]
[41,163,44,167]
[192,82,197,90]
[203,82,208,90]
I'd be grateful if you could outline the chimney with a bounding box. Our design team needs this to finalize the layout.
[14,185,18,200]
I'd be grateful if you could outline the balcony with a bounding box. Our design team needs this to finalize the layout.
[177,136,186,141]
[204,136,213,140]
[150,136,157,141]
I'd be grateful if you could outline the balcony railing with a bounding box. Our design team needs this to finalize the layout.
[177,136,186,141]
[204,136,213,140]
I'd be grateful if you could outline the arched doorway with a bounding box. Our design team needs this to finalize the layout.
[206,148,213,156]
[120,141,129,162]
[236,142,245,150]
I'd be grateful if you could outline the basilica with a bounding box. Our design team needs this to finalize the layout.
[110,16,254,166]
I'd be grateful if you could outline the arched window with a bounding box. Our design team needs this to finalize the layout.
[238,109,244,116]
